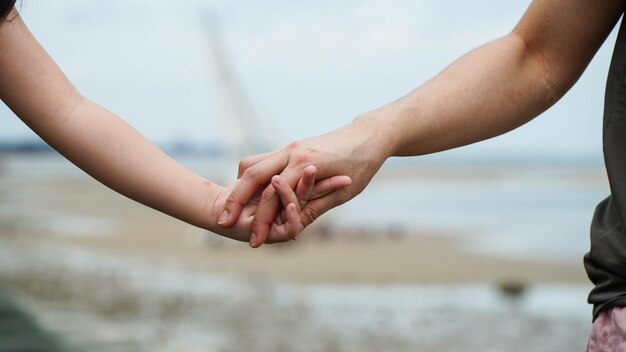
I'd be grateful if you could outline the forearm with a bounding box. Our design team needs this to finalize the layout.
[357,33,560,158]
[43,97,220,231]
[0,13,221,231]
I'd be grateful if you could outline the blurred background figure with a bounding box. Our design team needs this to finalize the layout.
[0,0,611,351]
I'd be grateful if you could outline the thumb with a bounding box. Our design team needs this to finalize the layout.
[218,191,245,228]
[219,153,289,227]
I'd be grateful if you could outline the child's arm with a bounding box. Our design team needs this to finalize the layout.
[0,11,224,232]
[0,10,350,241]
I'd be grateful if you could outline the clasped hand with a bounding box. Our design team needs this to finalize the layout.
[215,118,391,247]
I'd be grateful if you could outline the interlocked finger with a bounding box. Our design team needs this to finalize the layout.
[294,165,317,208]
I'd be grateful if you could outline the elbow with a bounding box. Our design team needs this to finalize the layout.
[508,30,568,107]
[58,89,86,125]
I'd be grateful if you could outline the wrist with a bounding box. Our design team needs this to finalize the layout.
[199,180,224,232]
[351,111,399,161]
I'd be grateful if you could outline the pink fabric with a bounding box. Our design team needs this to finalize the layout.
[587,307,626,352]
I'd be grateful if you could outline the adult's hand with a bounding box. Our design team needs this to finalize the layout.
[218,115,397,247]
[209,166,350,244]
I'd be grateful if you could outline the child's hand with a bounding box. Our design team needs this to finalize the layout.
[208,166,351,245]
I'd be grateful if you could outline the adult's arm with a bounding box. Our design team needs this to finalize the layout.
[220,0,625,247]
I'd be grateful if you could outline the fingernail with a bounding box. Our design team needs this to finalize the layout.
[250,233,257,247]
[294,224,304,240]
[218,210,229,224]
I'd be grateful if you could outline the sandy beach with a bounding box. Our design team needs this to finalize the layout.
[0,173,588,286]
[0,158,599,352]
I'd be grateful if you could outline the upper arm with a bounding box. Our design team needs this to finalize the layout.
[0,10,82,131]
[513,0,625,93]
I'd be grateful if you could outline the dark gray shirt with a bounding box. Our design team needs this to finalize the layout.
[585,12,626,321]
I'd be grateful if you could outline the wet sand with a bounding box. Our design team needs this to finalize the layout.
[0,174,588,286]
[0,164,595,352]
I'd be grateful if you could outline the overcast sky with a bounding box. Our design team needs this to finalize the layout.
[0,0,619,162]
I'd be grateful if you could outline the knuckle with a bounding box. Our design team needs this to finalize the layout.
[225,195,239,205]
[251,218,264,228]
[242,166,260,181]
[310,180,332,199]
[302,207,320,226]
[286,141,301,151]
[321,178,333,191]
[292,151,314,165]
[260,186,276,201]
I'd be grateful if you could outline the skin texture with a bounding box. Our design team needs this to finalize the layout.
[0,10,351,243]
[221,0,626,247]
